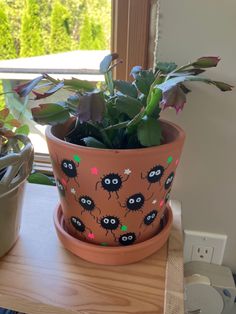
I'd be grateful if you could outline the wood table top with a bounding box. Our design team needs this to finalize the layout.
[0,184,184,314]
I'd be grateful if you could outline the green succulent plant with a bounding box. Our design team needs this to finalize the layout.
[0,107,29,155]
[13,54,232,149]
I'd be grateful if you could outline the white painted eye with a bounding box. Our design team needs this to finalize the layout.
[87,200,92,205]
[147,216,151,220]
[128,236,133,240]
[110,219,116,224]
[105,178,111,184]
[129,198,135,204]
[112,178,119,184]
[136,197,141,202]
[152,213,156,218]
[156,170,161,175]
[72,217,76,222]
[104,218,109,224]
[81,198,86,203]
[77,221,81,226]
[149,171,155,177]
[63,162,67,168]
[68,164,73,170]
[122,236,128,241]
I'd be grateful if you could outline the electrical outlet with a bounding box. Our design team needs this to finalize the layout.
[184,230,227,264]
[191,245,214,263]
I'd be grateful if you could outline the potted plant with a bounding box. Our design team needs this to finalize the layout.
[0,108,34,257]
[13,54,232,265]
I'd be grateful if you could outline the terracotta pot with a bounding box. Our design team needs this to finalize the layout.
[54,203,173,265]
[46,119,185,249]
[0,135,34,257]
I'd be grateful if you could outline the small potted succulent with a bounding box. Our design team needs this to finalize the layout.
[14,54,232,265]
[0,108,33,257]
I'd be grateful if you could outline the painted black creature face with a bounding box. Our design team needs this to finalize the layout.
[147,165,165,183]
[119,232,136,246]
[79,196,95,211]
[165,172,175,190]
[61,159,77,177]
[71,216,85,232]
[100,216,120,230]
[165,190,171,203]
[56,179,65,196]
[144,210,158,225]
[101,173,122,192]
[126,193,145,211]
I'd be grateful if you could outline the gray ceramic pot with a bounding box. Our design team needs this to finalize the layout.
[0,135,33,257]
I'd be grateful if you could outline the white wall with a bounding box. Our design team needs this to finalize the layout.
[157,0,236,271]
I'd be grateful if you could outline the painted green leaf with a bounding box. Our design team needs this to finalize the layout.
[114,80,138,98]
[115,95,143,118]
[137,117,161,147]
[28,172,55,186]
[82,136,107,148]
[31,103,70,125]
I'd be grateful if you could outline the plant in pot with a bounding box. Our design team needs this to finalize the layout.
[13,54,232,265]
[0,108,34,257]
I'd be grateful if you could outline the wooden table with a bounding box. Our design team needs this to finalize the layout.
[0,184,184,314]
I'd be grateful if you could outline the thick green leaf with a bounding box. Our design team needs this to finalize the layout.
[192,56,220,68]
[14,75,43,97]
[157,75,233,93]
[28,172,55,186]
[137,117,161,147]
[115,95,143,118]
[82,136,107,148]
[156,62,177,74]
[15,124,30,135]
[114,80,138,98]
[77,92,105,122]
[31,103,70,125]
[135,70,155,95]
[64,77,94,92]
[100,53,119,73]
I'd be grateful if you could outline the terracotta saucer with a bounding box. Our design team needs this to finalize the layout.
[54,204,173,265]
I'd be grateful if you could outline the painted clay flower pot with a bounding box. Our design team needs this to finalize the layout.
[46,119,185,251]
[0,135,34,257]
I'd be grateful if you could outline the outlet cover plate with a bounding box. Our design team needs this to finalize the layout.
[184,230,227,265]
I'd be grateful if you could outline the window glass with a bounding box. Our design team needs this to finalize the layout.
[0,0,112,154]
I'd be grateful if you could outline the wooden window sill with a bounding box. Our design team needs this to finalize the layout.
[0,184,184,314]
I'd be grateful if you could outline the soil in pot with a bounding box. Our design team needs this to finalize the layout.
[46,119,185,249]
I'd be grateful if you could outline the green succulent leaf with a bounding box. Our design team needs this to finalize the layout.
[115,95,143,118]
[82,136,107,148]
[137,117,161,147]
[135,70,155,95]
[114,80,138,98]
[77,92,105,122]
[32,81,65,100]
[15,124,30,135]
[157,75,233,93]
[28,172,55,186]
[100,53,119,73]
[63,77,94,92]
[13,75,44,97]
[192,56,220,68]
[31,103,70,125]
[156,62,177,74]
